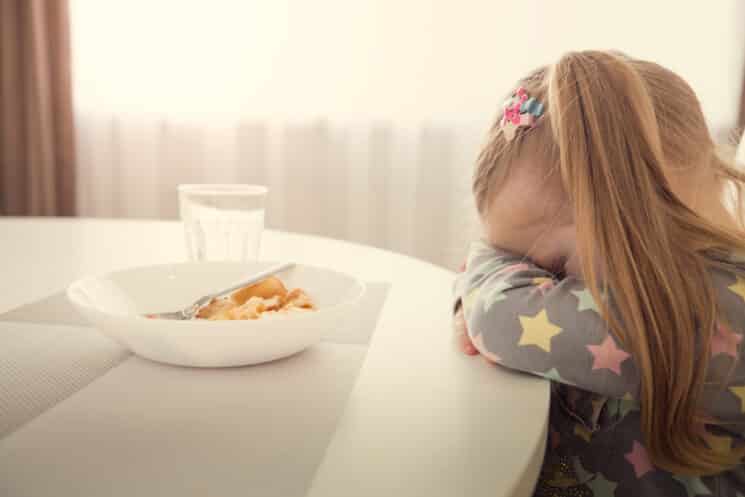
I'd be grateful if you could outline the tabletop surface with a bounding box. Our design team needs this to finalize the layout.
[0,217,549,497]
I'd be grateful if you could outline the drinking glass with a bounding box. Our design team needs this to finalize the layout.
[178,184,267,262]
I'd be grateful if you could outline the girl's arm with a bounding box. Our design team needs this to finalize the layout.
[454,240,639,399]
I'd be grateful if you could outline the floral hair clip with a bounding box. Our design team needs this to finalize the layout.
[500,86,545,141]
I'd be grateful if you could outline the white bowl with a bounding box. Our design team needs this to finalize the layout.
[67,262,366,367]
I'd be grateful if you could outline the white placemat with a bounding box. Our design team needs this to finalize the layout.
[0,344,366,497]
[0,322,129,438]
[0,283,390,497]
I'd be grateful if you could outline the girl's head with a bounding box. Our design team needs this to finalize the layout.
[476,50,745,475]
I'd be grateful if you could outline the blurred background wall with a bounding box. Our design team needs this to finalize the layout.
[62,0,745,267]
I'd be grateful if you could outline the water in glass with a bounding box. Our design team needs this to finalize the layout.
[179,185,267,262]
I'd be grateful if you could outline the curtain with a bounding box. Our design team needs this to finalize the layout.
[75,115,482,268]
[0,0,76,216]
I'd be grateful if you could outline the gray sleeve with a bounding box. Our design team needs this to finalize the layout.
[454,240,639,399]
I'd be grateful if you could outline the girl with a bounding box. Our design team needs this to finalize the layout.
[453,51,745,497]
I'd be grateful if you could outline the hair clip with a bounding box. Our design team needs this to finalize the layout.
[500,87,545,141]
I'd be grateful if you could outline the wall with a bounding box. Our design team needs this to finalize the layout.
[70,0,745,267]
[72,0,745,131]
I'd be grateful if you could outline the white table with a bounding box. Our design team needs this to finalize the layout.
[0,218,549,497]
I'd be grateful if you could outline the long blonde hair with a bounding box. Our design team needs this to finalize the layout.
[475,50,745,475]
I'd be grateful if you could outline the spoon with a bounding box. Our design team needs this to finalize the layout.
[145,262,295,320]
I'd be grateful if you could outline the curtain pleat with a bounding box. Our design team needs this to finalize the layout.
[0,0,76,216]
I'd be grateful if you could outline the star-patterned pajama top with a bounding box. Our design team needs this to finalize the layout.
[453,240,745,497]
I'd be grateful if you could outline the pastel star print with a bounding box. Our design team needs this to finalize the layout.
[730,385,745,412]
[613,397,638,418]
[587,335,630,375]
[672,475,711,497]
[532,277,555,295]
[711,321,742,358]
[461,287,480,313]
[541,368,566,383]
[588,471,619,496]
[452,243,745,497]
[482,279,510,312]
[518,309,562,352]
[470,333,501,364]
[472,258,508,279]
[571,288,599,312]
[466,240,494,267]
[591,398,606,423]
[496,262,530,277]
[707,434,731,454]
[728,277,745,301]
[574,423,592,443]
[625,441,653,478]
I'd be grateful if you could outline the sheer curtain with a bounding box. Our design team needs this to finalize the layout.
[70,0,745,268]
[74,116,482,267]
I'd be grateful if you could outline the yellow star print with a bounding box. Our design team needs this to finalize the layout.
[731,385,745,412]
[591,398,606,421]
[707,434,732,454]
[729,277,745,301]
[462,287,480,313]
[573,423,592,443]
[518,309,562,352]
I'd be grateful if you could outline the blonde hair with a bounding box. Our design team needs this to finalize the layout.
[475,50,745,475]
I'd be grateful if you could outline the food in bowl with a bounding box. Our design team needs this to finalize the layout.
[195,276,316,320]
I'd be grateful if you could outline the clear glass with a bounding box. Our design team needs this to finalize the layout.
[178,184,267,262]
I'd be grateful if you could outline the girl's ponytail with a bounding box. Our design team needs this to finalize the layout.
[548,51,742,475]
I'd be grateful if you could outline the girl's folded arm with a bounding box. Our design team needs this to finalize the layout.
[454,241,639,399]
